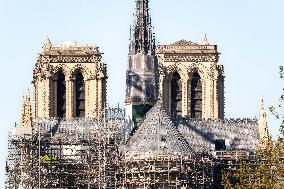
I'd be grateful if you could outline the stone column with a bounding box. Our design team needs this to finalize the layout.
[37,81,43,118]
[66,78,75,119]
[84,79,89,117]
[158,74,165,103]
[181,78,189,117]
[97,78,103,111]
[202,77,207,119]
[93,78,98,118]
[65,79,70,118]
[209,78,215,119]
[47,78,54,118]
[44,79,50,118]
[213,77,218,119]
[33,81,38,118]
[187,78,192,118]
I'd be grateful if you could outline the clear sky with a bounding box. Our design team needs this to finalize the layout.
[0,0,283,187]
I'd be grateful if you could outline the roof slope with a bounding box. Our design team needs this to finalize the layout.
[178,118,260,153]
[124,101,195,158]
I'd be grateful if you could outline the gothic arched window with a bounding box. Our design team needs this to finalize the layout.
[217,75,225,119]
[171,72,182,119]
[191,72,202,119]
[56,71,66,118]
[75,72,85,117]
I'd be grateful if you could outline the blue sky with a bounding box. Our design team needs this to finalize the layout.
[0,0,283,186]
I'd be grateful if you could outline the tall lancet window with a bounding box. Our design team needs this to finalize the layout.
[56,71,66,118]
[75,72,85,117]
[171,72,182,119]
[217,75,224,119]
[191,72,202,119]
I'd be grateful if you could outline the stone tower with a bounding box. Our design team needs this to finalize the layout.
[33,37,107,119]
[156,36,225,119]
[125,0,158,121]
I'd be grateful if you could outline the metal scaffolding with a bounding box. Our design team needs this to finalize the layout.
[116,155,214,188]
[5,105,259,189]
[5,107,133,189]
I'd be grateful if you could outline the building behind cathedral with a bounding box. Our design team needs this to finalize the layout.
[6,0,270,188]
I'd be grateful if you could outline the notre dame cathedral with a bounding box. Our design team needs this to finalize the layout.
[6,0,270,188]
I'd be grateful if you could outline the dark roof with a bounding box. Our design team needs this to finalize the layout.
[124,101,195,158]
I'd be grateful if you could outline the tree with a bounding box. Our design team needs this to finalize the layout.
[222,66,284,189]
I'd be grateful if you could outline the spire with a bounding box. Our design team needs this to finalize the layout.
[260,96,264,110]
[125,0,158,114]
[21,91,32,128]
[202,34,209,45]
[258,96,270,149]
[43,36,52,51]
[130,0,155,55]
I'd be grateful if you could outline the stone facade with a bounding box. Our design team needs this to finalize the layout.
[156,38,225,119]
[33,37,107,119]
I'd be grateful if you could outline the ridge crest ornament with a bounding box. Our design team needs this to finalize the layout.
[171,39,199,46]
